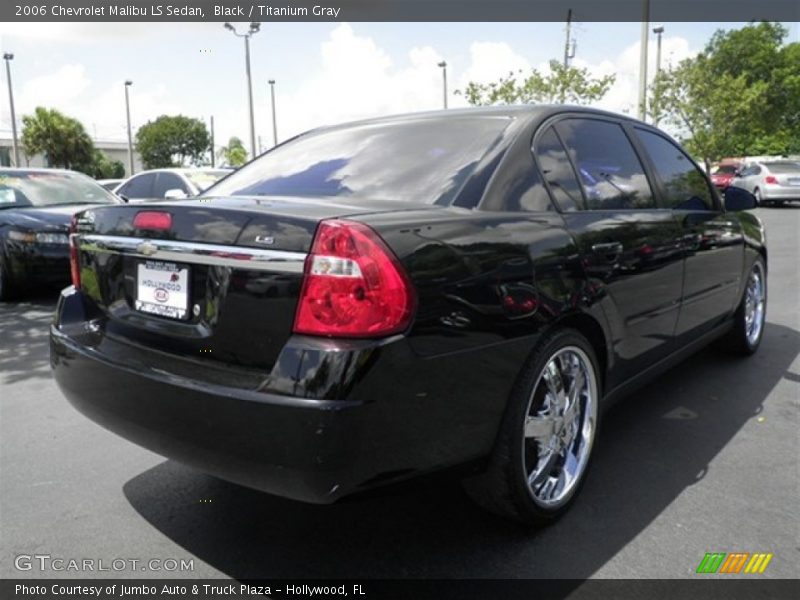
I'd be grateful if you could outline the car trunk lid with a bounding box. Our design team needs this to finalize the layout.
[72,196,433,372]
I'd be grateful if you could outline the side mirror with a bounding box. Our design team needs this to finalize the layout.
[164,188,188,200]
[724,186,757,211]
[734,170,742,177]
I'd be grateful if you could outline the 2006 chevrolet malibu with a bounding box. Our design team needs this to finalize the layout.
[51,106,767,524]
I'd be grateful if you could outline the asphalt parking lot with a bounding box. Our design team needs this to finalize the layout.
[1,207,798,581]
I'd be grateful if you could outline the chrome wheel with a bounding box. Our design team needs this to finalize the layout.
[523,346,598,508]
[744,262,765,347]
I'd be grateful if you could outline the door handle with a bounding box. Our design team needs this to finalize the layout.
[591,242,623,259]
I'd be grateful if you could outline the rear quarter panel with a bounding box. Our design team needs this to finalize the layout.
[354,208,607,466]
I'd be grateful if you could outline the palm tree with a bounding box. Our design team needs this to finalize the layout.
[21,107,94,169]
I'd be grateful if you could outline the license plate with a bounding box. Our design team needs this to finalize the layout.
[135,260,189,320]
[787,177,800,186]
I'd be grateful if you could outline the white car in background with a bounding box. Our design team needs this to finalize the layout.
[113,168,232,202]
[730,160,800,206]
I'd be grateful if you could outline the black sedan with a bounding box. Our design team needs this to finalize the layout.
[0,168,121,300]
[50,106,766,525]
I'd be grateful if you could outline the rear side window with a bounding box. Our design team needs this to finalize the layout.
[555,118,655,210]
[636,129,715,211]
[119,173,155,199]
[534,127,584,212]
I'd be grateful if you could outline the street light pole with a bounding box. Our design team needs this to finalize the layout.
[652,25,665,126]
[3,53,20,167]
[124,80,134,176]
[637,0,650,121]
[225,22,260,159]
[437,61,448,109]
[268,79,277,147]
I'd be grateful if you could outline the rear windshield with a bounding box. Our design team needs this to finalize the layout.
[0,171,119,209]
[714,165,739,174]
[206,117,512,205]
[764,162,800,174]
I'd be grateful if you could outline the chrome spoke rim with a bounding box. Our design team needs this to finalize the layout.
[744,263,765,346]
[523,346,598,508]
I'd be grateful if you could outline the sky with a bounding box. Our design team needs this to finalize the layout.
[0,21,797,156]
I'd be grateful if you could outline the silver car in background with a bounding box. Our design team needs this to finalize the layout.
[731,160,800,206]
[113,168,232,203]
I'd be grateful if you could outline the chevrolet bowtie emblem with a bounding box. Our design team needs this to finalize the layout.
[136,242,158,256]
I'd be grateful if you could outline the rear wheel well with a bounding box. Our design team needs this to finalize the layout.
[547,313,608,392]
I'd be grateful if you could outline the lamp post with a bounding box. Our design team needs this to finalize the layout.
[637,0,650,121]
[124,80,134,176]
[652,25,665,125]
[3,53,19,167]
[437,60,448,109]
[268,79,277,147]
[225,21,260,159]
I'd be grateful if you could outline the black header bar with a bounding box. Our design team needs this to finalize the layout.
[3,0,799,22]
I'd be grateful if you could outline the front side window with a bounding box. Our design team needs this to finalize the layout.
[636,129,715,211]
[555,118,655,210]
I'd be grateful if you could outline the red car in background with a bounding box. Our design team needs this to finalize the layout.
[710,160,744,190]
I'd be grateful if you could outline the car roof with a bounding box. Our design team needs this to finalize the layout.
[306,104,650,136]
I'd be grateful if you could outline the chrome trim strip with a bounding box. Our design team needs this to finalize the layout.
[74,234,306,274]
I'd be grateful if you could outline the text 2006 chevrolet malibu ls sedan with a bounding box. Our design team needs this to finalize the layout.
[51,106,767,525]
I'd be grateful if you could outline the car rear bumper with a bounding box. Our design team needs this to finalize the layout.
[50,287,515,503]
[762,187,800,200]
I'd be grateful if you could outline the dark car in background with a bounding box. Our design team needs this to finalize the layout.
[51,106,766,525]
[0,168,121,300]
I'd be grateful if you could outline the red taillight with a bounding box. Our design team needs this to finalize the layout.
[765,175,779,185]
[133,211,172,230]
[69,215,80,289]
[293,220,415,338]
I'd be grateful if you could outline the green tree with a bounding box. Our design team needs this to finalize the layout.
[651,22,800,168]
[135,115,211,169]
[83,150,126,179]
[21,107,94,169]
[219,136,248,166]
[459,60,615,106]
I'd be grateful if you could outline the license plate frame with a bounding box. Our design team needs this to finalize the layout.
[134,260,190,321]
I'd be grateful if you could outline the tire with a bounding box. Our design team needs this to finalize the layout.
[754,188,768,207]
[463,328,600,525]
[721,257,767,355]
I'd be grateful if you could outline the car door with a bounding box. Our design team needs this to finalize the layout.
[116,172,156,202]
[534,117,685,386]
[632,127,744,341]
